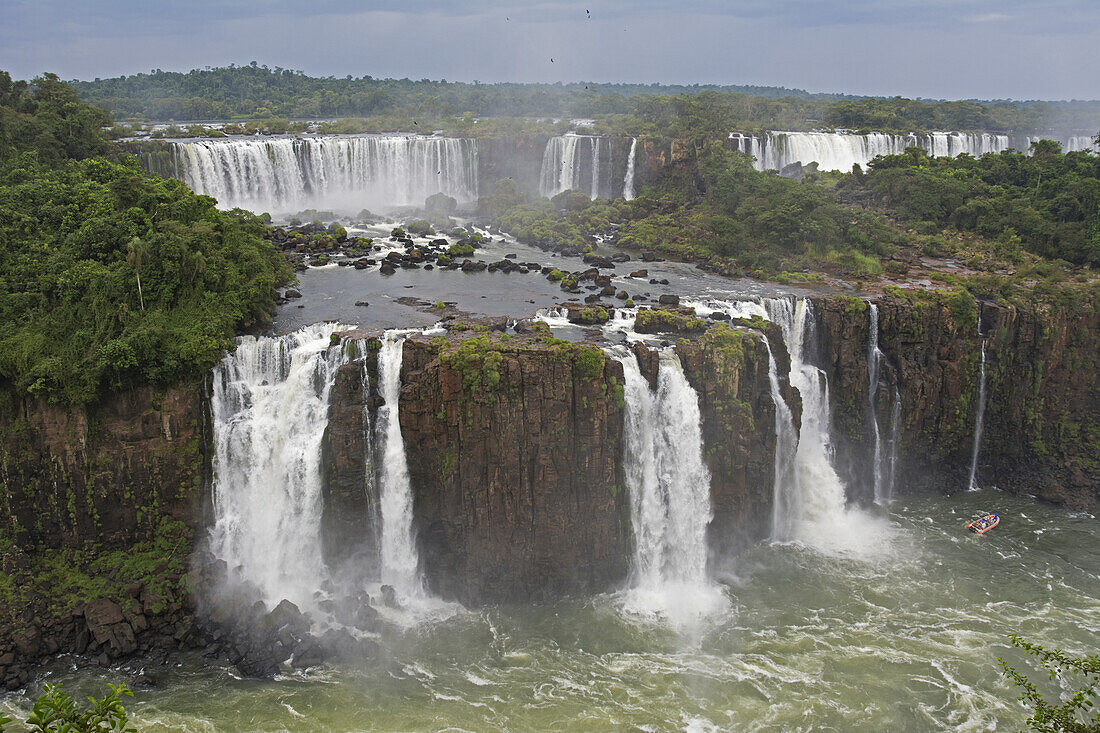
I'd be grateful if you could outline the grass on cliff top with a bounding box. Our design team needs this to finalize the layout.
[434,327,607,394]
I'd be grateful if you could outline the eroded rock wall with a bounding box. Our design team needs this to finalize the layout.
[815,293,1100,510]
[0,385,207,549]
[398,336,630,604]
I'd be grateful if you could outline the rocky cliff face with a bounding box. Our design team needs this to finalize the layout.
[815,292,1099,511]
[0,385,207,550]
[396,334,630,604]
[476,134,552,199]
[0,384,207,687]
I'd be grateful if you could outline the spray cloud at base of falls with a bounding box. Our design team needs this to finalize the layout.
[614,348,728,626]
[169,135,478,215]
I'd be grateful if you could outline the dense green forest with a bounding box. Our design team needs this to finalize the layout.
[847,142,1100,266]
[72,65,1100,135]
[484,139,1100,287]
[0,71,293,404]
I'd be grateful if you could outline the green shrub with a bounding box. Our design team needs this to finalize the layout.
[0,682,135,732]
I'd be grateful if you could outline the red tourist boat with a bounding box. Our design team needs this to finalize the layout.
[967,513,1000,534]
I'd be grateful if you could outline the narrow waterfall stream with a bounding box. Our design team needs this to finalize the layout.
[616,349,726,625]
[622,138,637,200]
[590,137,601,199]
[867,303,895,504]
[967,338,988,490]
[376,330,423,600]
[208,324,349,611]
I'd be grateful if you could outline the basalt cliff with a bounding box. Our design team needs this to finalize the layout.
[0,293,1096,681]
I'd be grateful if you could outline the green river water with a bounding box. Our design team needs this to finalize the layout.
[3,489,1096,732]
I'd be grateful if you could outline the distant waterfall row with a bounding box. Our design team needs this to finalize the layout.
[730,131,1097,172]
[539,133,637,199]
[209,326,425,618]
[168,135,479,214]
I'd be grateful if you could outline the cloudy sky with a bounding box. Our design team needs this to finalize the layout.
[2,0,1098,100]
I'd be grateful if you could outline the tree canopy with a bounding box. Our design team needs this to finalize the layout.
[0,71,293,404]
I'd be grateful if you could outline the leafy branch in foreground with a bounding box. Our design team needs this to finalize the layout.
[999,634,1100,733]
[0,682,136,732]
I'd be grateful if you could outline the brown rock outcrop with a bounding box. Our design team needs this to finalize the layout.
[397,334,630,603]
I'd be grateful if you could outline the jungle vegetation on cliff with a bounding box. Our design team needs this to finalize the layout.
[0,71,293,403]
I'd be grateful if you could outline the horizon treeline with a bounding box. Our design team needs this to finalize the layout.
[70,64,1100,134]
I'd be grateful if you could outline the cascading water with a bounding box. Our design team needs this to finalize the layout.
[208,323,349,610]
[590,137,602,200]
[764,340,802,540]
[730,131,1010,172]
[764,298,848,536]
[169,135,479,214]
[679,298,801,539]
[967,333,988,491]
[682,296,888,552]
[886,389,902,498]
[539,134,612,199]
[867,303,894,504]
[359,356,380,547]
[615,349,725,624]
[539,134,583,198]
[376,330,423,599]
[622,138,637,200]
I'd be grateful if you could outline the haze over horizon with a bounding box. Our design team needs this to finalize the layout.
[2,0,1099,102]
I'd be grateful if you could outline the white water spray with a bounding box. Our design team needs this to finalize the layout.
[867,303,894,504]
[590,137,602,200]
[730,131,1011,172]
[376,330,423,598]
[209,323,349,610]
[623,138,637,200]
[967,333,988,491]
[170,135,478,214]
[616,349,725,624]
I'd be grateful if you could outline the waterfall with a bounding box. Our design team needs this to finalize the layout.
[679,298,802,537]
[616,349,724,623]
[539,134,614,199]
[763,298,848,538]
[867,303,893,504]
[764,340,801,540]
[376,330,423,598]
[622,138,637,200]
[168,135,479,214]
[679,296,890,553]
[886,389,902,499]
[590,137,602,200]
[967,338,988,491]
[731,131,1011,172]
[208,323,349,610]
[539,134,582,198]
[360,354,380,546]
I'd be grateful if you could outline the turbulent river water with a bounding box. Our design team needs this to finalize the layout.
[5,491,1096,731]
